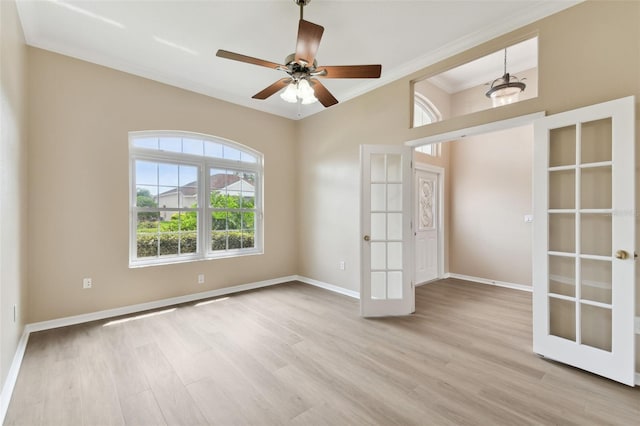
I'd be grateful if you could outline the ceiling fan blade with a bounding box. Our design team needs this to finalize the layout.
[216,49,283,70]
[294,20,324,66]
[252,78,292,100]
[311,79,338,107]
[317,64,382,79]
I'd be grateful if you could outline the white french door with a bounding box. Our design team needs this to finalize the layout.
[533,96,636,386]
[360,144,414,317]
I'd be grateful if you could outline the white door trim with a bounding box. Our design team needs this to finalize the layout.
[413,163,445,284]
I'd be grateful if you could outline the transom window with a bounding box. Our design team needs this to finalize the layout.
[414,94,442,156]
[129,131,263,267]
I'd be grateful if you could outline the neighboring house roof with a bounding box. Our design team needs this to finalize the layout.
[156,174,252,198]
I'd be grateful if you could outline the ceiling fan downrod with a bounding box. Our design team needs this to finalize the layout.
[295,0,311,20]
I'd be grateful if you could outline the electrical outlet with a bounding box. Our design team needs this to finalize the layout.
[339,261,345,270]
[83,278,92,289]
[198,274,205,284]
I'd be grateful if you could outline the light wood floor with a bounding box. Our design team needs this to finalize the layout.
[5,278,640,425]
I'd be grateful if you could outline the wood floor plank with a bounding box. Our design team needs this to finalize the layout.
[119,390,167,426]
[6,279,640,425]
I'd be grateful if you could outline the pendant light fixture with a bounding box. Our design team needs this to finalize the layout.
[485,48,526,107]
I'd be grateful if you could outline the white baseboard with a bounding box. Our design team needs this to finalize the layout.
[26,275,298,333]
[295,275,360,299]
[0,330,30,424]
[445,272,532,293]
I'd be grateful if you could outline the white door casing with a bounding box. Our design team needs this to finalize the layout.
[532,96,636,386]
[414,167,443,284]
[360,144,414,317]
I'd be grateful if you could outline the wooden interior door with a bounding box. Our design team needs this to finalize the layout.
[532,96,636,386]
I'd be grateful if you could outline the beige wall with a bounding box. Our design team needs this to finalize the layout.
[27,49,298,322]
[449,126,533,286]
[0,0,29,390]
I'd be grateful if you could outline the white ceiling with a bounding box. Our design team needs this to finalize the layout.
[16,0,580,120]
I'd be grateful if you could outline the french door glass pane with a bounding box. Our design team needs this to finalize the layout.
[371,184,386,210]
[581,167,611,209]
[370,154,386,181]
[580,214,612,256]
[549,170,575,209]
[549,214,575,253]
[549,125,576,167]
[387,213,402,240]
[371,272,386,299]
[371,242,386,269]
[580,259,612,304]
[581,118,612,163]
[371,213,385,240]
[581,304,612,351]
[388,272,403,299]
[549,255,575,297]
[387,184,402,211]
[549,297,576,341]
[387,155,402,181]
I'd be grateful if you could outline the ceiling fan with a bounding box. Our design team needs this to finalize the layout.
[216,0,382,108]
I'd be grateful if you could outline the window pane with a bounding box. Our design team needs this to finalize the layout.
[158,163,179,186]
[241,230,255,248]
[182,138,203,156]
[223,145,242,161]
[159,232,179,256]
[228,231,242,249]
[179,165,198,207]
[157,186,179,208]
[136,161,158,186]
[205,141,224,158]
[241,152,257,163]
[242,212,255,230]
[137,212,159,232]
[137,233,158,258]
[211,230,227,251]
[180,231,197,254]
[212,211,227,230]
[133,137,159,150]
[136,185,158,208]
[159,137,181,153]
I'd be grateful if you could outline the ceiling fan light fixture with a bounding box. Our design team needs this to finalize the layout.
[297,78,317,103]
[485,48,525,107]
[280,82,298,103]
[279,79,318,104]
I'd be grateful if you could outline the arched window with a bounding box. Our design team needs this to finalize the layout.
[413,94,442,156]
[129,131,263,267]
[413,93,442,127]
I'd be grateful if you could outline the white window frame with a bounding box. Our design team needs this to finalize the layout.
[129,130,263,267]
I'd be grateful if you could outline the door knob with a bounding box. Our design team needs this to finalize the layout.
[363,235,370,242]
[615,250,629,260]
